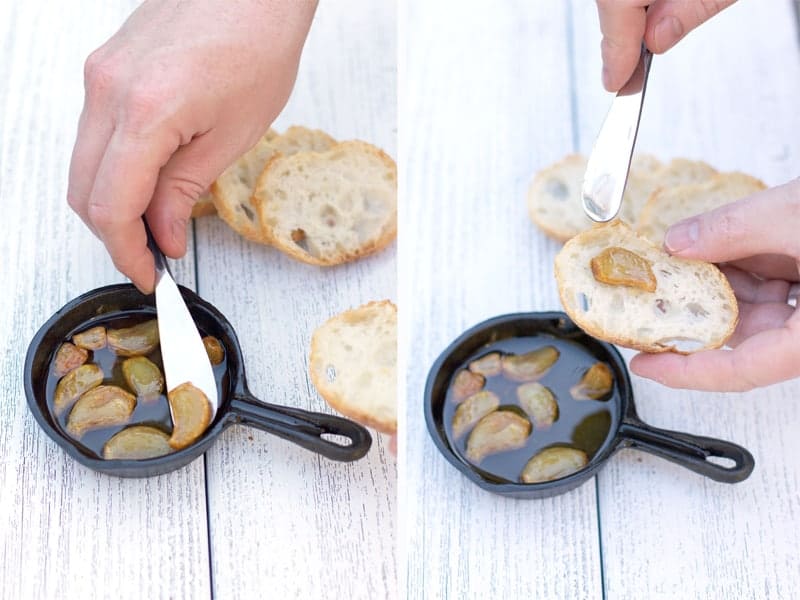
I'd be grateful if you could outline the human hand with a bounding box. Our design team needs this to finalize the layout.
[67,0,317,292]
[596,0,737,91]
[630,179,800,391]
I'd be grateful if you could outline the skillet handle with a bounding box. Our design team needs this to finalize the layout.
[229,394,372,462]
[619,419,754,483]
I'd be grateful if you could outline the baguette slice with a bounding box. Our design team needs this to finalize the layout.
[636,172,766,245]
[555,221,737,353]
[528,155,716,242]
[191,192,216,218]
[254,140,397,265]
[527,154,592,242]
[211,126,335,241]
[616,154,664,223]
[309,300,397,434]
[619,158,717,224]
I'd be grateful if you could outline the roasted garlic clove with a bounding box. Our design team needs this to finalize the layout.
[501,346,559,382]
[102,425,172,460]
[520,447,589,483]
[72,326,107,350]
[570,362,614,400]
[452,391,500,439]
[66,385,136,438]
[590,247,657,292]
[107,320,159,357]
[54,363,104,416]
[54,342,88,377]
[167,382,212,450]
[121,356,164,401]
[451,369,485,402]
[202,336,225,365]
[465,411,531,463]
[468,353,502,377]
[517,382,558,430]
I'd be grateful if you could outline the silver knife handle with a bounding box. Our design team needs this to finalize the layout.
[582,46,653,222]
[144,218,169,278]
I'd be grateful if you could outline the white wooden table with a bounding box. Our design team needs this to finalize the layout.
[0,2,396,598]
[401,1,800,599]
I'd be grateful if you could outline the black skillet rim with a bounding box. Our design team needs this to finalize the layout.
[24,283,239,476]
[424,311,633,498]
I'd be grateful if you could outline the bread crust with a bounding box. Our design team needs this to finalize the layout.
[554,221,738,354]
[309,300,397,434]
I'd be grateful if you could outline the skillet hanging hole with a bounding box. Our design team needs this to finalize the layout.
[321,432,353,447]
[706,455,737,469]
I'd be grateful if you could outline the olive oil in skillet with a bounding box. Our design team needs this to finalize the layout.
[443,335,618,484]
[46,311,228,459]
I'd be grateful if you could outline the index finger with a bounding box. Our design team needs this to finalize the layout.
[87,129,173,293]
[596,0,650,91]
[630,314,800,391]
[67,107,113,236]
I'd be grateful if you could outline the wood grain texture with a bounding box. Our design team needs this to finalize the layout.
[401,0,800,599]
[400,2,603,599]
[195,2,397,599]
[0,1,395,599]
[570,2,800,599]
[0,2,209,600]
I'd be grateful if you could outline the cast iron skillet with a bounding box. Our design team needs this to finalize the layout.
[25,284,372,477]
[425,311,755,499]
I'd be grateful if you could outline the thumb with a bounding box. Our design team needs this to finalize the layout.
[663,179,800,263]
[145,130,243,258]
[644,0,737,54]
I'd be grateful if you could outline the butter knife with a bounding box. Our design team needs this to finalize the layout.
[582,46,653,222]
[145,221,218,421]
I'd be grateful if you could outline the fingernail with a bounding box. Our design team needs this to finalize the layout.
[653,16,684,52]
[665,219,699,253]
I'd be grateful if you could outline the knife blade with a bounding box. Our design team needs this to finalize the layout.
[145,221,218,421]
[582,46,653,222]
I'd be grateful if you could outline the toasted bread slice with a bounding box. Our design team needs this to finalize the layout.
[254,140,397,265]
[528,155,716,242]
[527,154,591,242]
[636,172,767,245]
[211,126,335,241]
[619,158,717,224]
[309,300,397,434]
[616,154,666,223]
[554,221,737,353]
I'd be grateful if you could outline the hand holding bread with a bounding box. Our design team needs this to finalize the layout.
[531,149,799,392]
[631,179,800,391]
[555,221,738,354]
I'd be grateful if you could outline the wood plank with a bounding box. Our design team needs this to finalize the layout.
[0,2,210,599]
[195,2,397,598]
[400,1,604,598]
[569,1,800,598]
